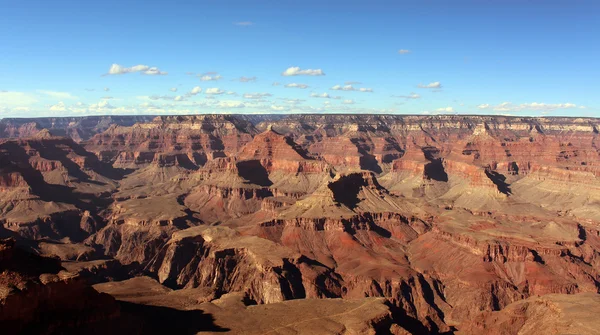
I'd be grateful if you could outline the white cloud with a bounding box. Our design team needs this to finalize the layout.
[284,83,309,89]
[342,99,355,104]
[217,100,246,108]
[417,82,442,89]
[37,90,78,100]
[282,66,325,76]
[189,86,202,95]
[234,21,253,26]
[243,92,272,99]
[393,92,421,99]
[174,95,184,101]
[89,100,115,110]
[106,64,167,75]
[398,49,411,54]
[148,95,180,101]
[199,74,223,81]
[345,81,362,85]
[330,84,373,92]
[272,82,280,86]
[478,102,581,113]
[101,96,114,100]
[238,76,257,82]
[206,88,224,95]
[140,102,160,109]
[49,101,68,112]
[280,98,305,105]
[170,87,178,92]
[310,93,340,99]
[270,105,286,111]
[104,87,110,91]
[226,91,237,95]
[436,107,454,113]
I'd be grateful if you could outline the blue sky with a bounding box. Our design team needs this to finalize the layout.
[0,0,598,117]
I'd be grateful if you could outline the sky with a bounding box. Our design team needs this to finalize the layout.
[0,0,599,118]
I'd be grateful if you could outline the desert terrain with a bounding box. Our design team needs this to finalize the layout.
[1,114,600,334]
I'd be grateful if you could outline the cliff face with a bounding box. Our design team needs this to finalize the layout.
[1,114,599,334]
[0,238,122,334]
[0,116,156,142]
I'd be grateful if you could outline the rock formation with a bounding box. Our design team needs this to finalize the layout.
[1,114,599,334]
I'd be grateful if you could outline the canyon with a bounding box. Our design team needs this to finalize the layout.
[1,114,600,334]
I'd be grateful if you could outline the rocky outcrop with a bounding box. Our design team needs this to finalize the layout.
[0,238,122,334]
[0,116,156,141]
[1,114,599,334]
[85,115,257,168]
[146,226,314,302]
[457,293,600,335]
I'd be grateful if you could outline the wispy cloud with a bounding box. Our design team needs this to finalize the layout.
[199,74,223,81]
[282,66,325,76]
[37,90,78,100]
[237,76,257,82]
[243,92,272,99]
[234,21,253,26]
[271,105,287,111]
[206,88,225,95]
[105,64,167,76]
[418,81,442,89]
[392,92,420,99]
[170,87,178,92]
[478,102,580,112]
[284,83,309,89]
[342,99,355,104]
[147,94,186,101]
[217,100,246,108]
[330,85,373,92]
[398,49,411,54]
[344,81,362,85]
[310,93,340,99]
[436,107,454,113]
[89,100,116,110]
[49,101,68,112]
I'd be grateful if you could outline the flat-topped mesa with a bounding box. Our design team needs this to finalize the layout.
[261,114,597,135]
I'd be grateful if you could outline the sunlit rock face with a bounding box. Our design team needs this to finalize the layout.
[1,114,599,334]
